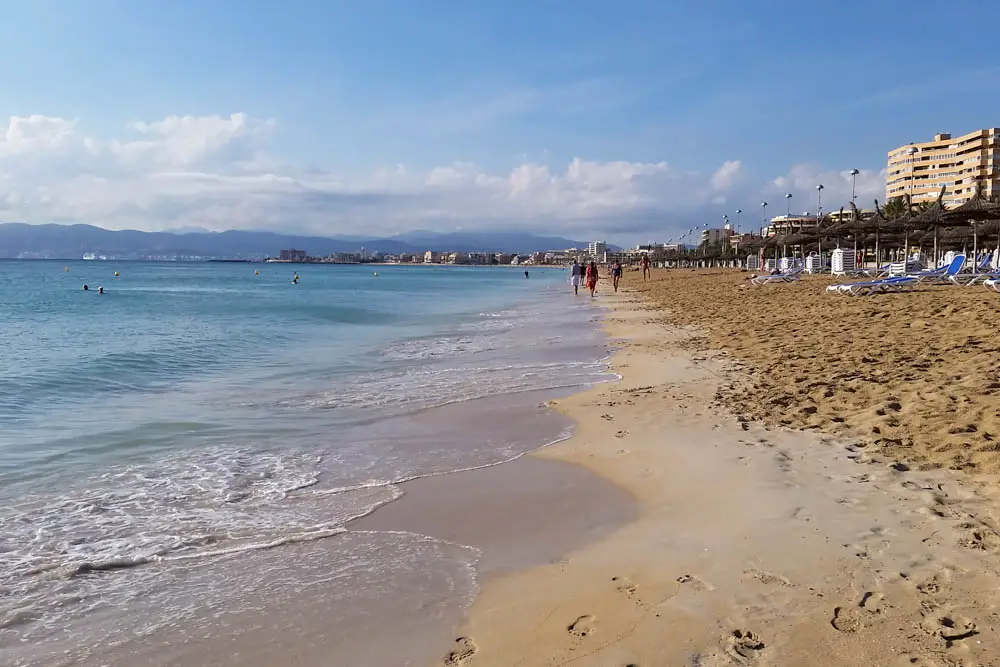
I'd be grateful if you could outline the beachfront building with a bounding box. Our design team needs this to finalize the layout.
[328,252,361,264]
[279,249,307,262]
[765,215,817,237]
[887,129,1000,206]
[729,233,755,251]
[700,225,735,245]
[467,252,493,265]
[445,252,468,264]
[587,240,608,258]
[423,250,440,264]
[826,209,875,223]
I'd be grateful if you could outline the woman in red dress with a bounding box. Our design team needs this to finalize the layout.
[585,261,599,297]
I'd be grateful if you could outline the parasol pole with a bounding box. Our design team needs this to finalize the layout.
[973,220,978,274]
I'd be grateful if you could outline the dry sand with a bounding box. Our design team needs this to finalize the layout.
[641,269,1000,475]
[435,273,1000,666]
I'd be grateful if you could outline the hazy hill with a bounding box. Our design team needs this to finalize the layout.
[0,223,600,259]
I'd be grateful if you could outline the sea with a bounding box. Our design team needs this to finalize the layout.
[0,261,611,666]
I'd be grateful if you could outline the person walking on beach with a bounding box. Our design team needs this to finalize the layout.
[611,261,623,293]
[585,261,599,298]
[569,260,582,295]
[640,254,651,282]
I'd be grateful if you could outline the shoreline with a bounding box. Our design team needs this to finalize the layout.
[436,275,1000,666]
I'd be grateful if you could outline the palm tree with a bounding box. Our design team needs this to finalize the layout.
[882,196,909,220]
[914,200,937,213]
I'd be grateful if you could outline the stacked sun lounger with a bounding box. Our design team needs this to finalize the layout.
[888,259,922,277]
[805,254,825,274]
[830,248,855,276]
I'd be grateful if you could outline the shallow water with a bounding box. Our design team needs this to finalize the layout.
[0,261,610,666]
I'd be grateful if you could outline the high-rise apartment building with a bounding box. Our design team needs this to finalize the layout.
[587,240,608,257]
[886,128,1000,207]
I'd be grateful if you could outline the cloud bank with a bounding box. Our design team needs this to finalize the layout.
[0,113,886,242]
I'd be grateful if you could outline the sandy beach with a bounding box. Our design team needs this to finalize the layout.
[437,270,1000,666]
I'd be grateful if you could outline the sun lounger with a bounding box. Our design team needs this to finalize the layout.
[854,263,891,278]
[913,255,965,283]
[984,278,1000,293]
[826,276,918,296]
[949,255,995,285]
[750,266,803,286]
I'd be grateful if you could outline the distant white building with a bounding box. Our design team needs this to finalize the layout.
[700,225,735,245]
[468,252,493,265]
[424,250,439,264]
[587,240,608,257]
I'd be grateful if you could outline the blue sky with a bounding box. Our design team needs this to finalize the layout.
[0,0,995,243]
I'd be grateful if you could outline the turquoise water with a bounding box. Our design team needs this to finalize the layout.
[0,260,608,666]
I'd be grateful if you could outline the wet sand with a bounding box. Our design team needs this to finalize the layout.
[352,453,637,578]
[441,274,1000,666]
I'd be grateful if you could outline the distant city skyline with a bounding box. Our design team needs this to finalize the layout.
[0,0,992,244]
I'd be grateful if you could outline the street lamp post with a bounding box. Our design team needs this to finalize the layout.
[723,215,731,264]
[816,184,825,269]
[785,192,793,217]
[849,169,861,267]
[761,201,770,269]
[905,146,918,263]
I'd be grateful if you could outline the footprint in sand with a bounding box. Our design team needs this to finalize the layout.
[915,573,948,596]
[615,430,629,439]
[443,637,478,665]
[612,576,638,600]
[725,630,765,664]
[892,655,938,667]
[831,592,886,633]
[601,413,615,421]
[957,523,1000,552]
[676,574,714,591]
[921,613,979,647]
[567,614,596,638]
[744,569,791,587]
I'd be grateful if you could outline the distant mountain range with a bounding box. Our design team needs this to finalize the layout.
[0,223,609,260]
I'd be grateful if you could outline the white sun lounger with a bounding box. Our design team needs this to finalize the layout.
[826,276,918,296]
[750,266,803,286]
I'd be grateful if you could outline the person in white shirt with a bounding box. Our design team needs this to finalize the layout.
[569,261,582,295]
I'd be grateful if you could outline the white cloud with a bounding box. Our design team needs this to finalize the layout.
[769,164,886,215]
[0,115,78,157]
[108,113,275,167]
[710,160,742,191]
[0,112,887,241]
